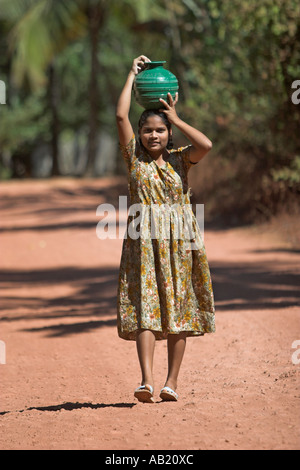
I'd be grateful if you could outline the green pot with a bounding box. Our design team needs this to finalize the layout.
[133,61,179,110]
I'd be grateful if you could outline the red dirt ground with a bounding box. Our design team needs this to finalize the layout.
[0,177,299,450]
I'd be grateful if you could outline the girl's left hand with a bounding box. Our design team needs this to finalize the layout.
[159,92,179,124]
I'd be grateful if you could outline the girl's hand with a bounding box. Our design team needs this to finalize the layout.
[159,92,179,124]
[131,55,151,75]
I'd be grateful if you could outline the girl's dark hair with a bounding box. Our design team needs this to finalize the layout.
[138,109,173,150]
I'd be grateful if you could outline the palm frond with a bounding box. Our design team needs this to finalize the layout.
[5,0,87,88]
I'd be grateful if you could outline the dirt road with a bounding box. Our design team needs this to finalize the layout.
[0,177,299,450]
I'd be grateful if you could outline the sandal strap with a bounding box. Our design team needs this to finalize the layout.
[160,386,178,399]
[135,384,153,394]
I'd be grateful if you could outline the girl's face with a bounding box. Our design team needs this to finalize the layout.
[139,115,170,155]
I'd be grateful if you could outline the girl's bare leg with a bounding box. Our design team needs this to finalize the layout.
[164,332,187,391]
[136,329,156,389]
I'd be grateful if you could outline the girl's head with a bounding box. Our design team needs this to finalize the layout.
[138,109,173,153]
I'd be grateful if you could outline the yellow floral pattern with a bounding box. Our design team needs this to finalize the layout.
[117,135,215,340]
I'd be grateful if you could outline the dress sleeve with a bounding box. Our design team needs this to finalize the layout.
[119,134,136,171]
[178,145,197,173]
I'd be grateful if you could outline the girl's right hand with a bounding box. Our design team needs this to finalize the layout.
[131,55,151,75]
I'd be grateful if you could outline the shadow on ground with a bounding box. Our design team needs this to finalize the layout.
[0,401,136,416]
[0,266,119,336]
[210,261,300,311]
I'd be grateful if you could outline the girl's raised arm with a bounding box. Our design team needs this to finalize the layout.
[116,55,150,146]
[160,93,212,163]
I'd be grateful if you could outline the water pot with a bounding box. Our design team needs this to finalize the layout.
[133,61,179,110]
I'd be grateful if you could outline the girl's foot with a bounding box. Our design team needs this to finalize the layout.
[164,379,177,392]
[134,384,154,403]
[160,379,178,401]
[159,386,178,402]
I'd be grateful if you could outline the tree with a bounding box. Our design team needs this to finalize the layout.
[0,0,87,175]
[84,0,106,176]
[0,0,106,176]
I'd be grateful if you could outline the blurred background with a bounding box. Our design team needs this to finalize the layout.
[0,0,299,228]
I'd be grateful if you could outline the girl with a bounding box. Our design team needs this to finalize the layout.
[116,55,215,403]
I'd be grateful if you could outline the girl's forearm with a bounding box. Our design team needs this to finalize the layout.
[159,94,212,160]
[116,71,135,120]
[172,116,212,152]
[115,56,150,145]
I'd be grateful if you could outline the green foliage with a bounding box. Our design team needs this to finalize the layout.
[271,156,300,186]
[0,0,86,87]
[0,89,49,153]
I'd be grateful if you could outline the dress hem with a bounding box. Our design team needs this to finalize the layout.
[117,325,216,341]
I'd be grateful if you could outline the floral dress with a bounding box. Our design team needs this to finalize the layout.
[117,135,215,340]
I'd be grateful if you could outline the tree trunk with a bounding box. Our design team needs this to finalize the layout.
[84,2,105,177]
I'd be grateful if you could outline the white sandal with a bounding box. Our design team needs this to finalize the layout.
[159,386,178,401]
[134,384,154,403]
